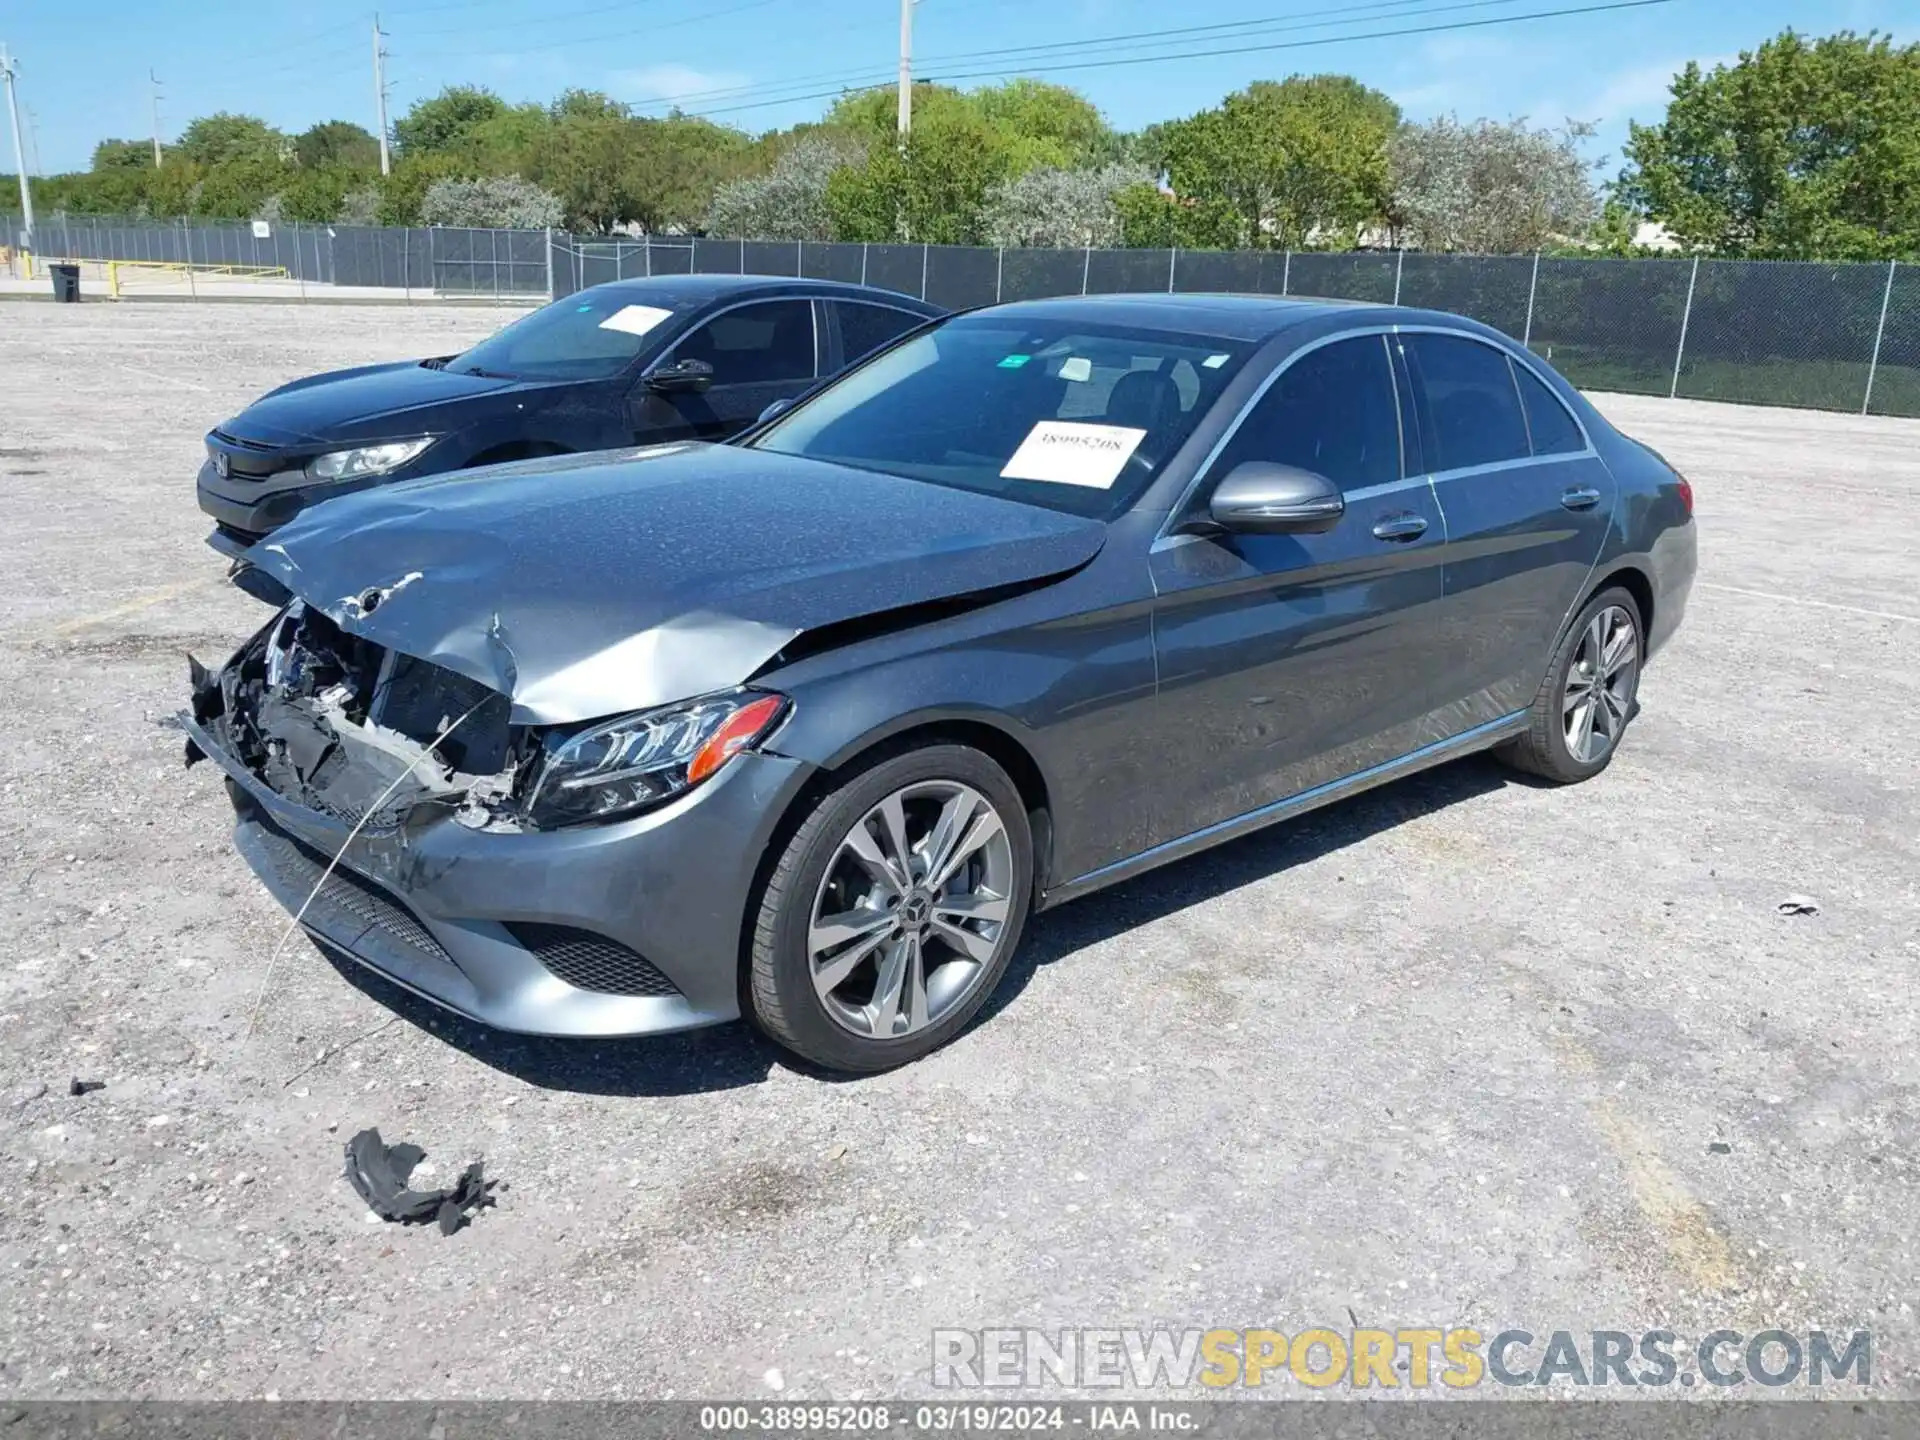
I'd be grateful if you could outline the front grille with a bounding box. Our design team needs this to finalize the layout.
[507,923,680,997]
[248,818,453,965]
[212,428,276,452]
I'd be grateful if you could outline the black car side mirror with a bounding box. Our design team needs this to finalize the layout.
[646,357,715,395]
[1207,462,1345,535]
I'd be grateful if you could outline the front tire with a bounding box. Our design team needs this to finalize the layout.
[747,744,1034,1072]
[1499,587,1644,784]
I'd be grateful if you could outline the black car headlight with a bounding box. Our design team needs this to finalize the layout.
[522,690,788,829]
[305,438,434,482]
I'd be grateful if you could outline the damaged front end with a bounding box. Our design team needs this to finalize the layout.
[186,604,794,837]
[187,602,528,833]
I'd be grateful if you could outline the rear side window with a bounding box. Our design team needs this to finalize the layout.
[1213,334,1401,492]
[672,300,815,386]
[1404,333,1530,472]
[834,302,923,365]
[1514,363,1587,455]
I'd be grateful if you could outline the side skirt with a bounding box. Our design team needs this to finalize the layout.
[1039,710,1529,910]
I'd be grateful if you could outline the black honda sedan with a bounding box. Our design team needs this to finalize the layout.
[183,294,1695,1073]
[195,275,940,560]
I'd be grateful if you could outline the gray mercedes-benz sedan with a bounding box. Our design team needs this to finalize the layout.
[183,294,1696,1072]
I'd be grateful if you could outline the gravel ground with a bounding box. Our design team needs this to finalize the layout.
[0,301,1915,1402]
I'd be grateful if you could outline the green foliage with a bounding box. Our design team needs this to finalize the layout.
[825,102,1015,244]
[175,113,286,169]
[91,139,152,172]
[420,174,564,228]
[294,121,380,172]
[1148,75,1399,249]
[1619,30,1920,258]
[394,86,509,157]
[1112,182,1240,249]
[1389,117,1600,254]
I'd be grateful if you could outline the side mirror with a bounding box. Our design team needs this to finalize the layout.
[757,397,794,424]
[646,357,715,395]
[1206,461,1345,535]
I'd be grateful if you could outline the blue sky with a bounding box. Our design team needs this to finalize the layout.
[4,0,1914,175]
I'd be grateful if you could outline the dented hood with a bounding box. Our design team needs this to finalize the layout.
[248,443,1106,726]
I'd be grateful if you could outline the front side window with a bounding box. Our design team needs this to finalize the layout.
[670,300,816,387]
[750,316,1252,518]
[1210,334,1402,492]
[1403,332,1531,472]
[1514,362,1587,456]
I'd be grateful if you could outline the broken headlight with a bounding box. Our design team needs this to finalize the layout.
[306,438,434,482]
[522,691,787,829]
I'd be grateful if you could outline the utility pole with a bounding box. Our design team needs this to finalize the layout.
[1,46,31,248]
[372,13,391,176]
[896,0,913,140]
[149,69,164,167]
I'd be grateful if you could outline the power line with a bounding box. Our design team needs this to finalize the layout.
[619,0,1546,116]
[411,0,780,60]
[673,0,1686,120]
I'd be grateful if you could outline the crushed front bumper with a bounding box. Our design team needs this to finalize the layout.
[182,709,811,1038]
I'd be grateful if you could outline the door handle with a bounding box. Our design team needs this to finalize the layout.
[1371,513,1429,542]
[1560,486,1602,511]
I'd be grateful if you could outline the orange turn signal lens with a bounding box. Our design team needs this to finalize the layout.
[687,694,787,785]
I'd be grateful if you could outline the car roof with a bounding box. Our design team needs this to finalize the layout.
[587,273,940,311]
[976,292,1501,345]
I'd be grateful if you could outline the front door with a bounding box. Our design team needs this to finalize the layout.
[1398,331,1617,730]
[631,298,820,443]
[1146,332,1450,847]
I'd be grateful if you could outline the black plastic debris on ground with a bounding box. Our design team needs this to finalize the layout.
[68,1078,105,1096]
[343,1127,496,1235]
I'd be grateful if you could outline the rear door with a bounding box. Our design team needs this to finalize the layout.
[827,299,928,370]
[631,298,819,443]
[1146,332,1450,845]
[1399,331,1616,728]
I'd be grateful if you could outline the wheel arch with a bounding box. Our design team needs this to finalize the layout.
[737,711,1057,1010]
[1586,563,1655,654]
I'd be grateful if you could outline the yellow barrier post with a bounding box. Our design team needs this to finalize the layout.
[108,261,120,299]
[22,251,30,281]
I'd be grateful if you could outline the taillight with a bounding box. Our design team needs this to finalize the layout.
[1676,475,1694,517]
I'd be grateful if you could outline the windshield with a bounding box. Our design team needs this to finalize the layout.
[443,290,693,382]
[748,315,1253,517]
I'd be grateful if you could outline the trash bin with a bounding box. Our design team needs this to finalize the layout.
[51,263,81,303]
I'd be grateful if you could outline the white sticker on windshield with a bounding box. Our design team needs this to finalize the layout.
[1059,356,1093,382]
[598,303,674,338]
[1203,353,1230,369]
[1000,421,1147,489]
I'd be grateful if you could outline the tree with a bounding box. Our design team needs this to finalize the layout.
[972,79,1118,170]
[981,162,1151,247]
[706,134,863,240]
[394,86,509,157]
[1389,117,1600,253]
[90,139,152,172]
[1149,76,1399,249]
[420,175,564,228]
[175,113,286,168]
[825,102,1014,243]
[1617,30,1920,258]
[1112,182,1240,249]
[294,120,380,171]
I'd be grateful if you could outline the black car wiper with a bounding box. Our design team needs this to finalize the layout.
[459,366,519,380]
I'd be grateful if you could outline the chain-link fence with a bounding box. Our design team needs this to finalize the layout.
[7,212,1919,418]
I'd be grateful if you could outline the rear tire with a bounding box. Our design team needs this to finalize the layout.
[1499,586,1644,784]
[747,744,1033,1073]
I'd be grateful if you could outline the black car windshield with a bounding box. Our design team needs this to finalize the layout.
[749,315,1253,517]
[443,290,695,382]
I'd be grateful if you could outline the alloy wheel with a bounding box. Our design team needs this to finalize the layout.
[1563,604,1639,764]
[807,780,1015,1040]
